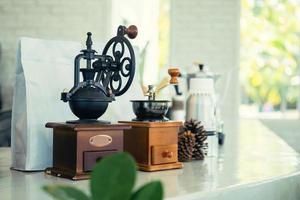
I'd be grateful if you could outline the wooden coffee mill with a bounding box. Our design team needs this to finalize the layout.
[45,25,138,180]
[120,68,183,171]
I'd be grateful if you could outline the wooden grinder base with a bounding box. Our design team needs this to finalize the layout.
[119,121,183,172]
[45,122,131,180]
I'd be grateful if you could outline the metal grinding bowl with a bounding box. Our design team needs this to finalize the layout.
[130,68,180,122]
[131,100,170,121]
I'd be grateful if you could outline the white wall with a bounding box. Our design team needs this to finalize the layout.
[0,0,111,110]
[0,0,240,119]
[170,0,240,120]
[111,0,160,85]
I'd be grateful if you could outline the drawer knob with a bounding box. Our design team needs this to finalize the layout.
[162,151,173,158]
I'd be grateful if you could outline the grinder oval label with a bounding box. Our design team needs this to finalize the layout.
[89,135,112,147]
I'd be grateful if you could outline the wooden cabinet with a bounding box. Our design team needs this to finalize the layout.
[120,121,183,172]
[45,122,130,180]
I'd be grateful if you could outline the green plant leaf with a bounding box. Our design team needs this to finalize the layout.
[130,181,163,200]
[90,152,137,200]
[43,185,90,200]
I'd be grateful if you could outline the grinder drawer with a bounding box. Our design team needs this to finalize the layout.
[151,144,178,165]
[83,150,117,172]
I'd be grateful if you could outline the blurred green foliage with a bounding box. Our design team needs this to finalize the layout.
[43,153,163,200]
[241,0,300,110]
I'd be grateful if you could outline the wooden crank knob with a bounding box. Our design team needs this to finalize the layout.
[125,25,138,39]
[168,68,180,85]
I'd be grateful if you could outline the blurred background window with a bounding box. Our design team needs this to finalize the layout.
[240,0,300,119]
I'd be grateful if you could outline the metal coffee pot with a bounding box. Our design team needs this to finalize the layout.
[171,63,225,146]
[174,63,220,95]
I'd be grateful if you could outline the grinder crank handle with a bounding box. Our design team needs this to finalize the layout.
[124,25,138,39]
[155,68,180,94]
[168,68,180,85]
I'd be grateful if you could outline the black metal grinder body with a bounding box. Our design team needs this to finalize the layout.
[61,25,138,123]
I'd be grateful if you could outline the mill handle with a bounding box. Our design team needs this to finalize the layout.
[154,67,181,95]
[125,25,138,39]
[168,68,180,85]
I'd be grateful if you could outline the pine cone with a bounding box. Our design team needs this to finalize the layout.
[183,119,204,134]
[178,130,195,162]
[192,121,207,160]
[193,142,207,160]
[184,119,208,160]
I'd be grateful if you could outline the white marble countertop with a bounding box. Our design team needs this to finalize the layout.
[1,119,300,200]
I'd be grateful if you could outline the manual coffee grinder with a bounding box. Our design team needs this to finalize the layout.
[45,25,138,180]
[120,68,183,172]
